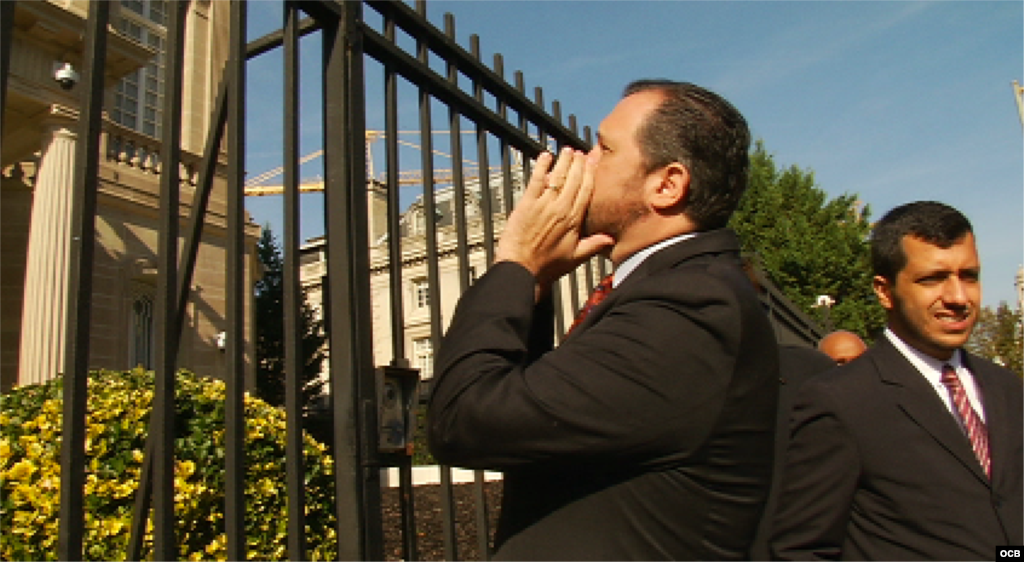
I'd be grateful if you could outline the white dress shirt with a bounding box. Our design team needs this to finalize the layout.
[885,328,986,425]
[612,233,697,288]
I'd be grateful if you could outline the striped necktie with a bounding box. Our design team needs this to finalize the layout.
[941,364,990,478]
[566,274,614,335]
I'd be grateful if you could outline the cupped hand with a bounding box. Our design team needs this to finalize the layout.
[496,147,615,295]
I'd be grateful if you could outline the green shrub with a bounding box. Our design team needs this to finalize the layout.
[411,404,435,466]
[0,368,338,561]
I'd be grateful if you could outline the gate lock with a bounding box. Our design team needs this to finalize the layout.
[375,366,421,456]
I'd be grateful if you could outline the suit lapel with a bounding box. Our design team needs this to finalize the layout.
[874,339,990,485]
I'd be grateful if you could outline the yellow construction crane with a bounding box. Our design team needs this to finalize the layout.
[244,130,511,197]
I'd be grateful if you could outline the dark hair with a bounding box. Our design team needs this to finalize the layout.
[870,201,973,281]
[623,79,750,230]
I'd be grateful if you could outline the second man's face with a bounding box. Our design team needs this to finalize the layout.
[874,233,982,361]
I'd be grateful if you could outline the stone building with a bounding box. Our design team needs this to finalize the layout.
[297,168,604,382]
[2,0,261,392]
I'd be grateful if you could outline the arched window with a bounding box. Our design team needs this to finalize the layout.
[131,294,154,369]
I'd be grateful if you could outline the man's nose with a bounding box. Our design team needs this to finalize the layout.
[942,278,969,305]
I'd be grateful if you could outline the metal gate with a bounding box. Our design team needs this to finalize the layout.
[10,0,599,559]
[0,1,826,559]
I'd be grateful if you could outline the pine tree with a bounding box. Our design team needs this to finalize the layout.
[254,226,327,410]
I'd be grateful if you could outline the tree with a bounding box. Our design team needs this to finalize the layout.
[966,303,1023,378]
[254,226,327,411]
[730,141,886,341]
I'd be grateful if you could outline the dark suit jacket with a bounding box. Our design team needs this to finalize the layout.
[770,336,1024,560]
[749,345,835,560]
[427,228,780,560]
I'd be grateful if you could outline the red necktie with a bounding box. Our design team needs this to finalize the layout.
[566,274,614,335]
[941,364,990,478]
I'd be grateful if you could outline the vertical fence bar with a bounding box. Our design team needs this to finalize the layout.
[282,2,308,560]
[322,1,383,557]
[323,10,364,558]
[126,439,153,560]
[532,86,568,339]
[465,34,496,560]
[494,55,516,221]
[533,88,547,147]
[224,1,248,559]
[442,17,496,557]
[57,2,108,559]
[570,113,589,314]
[412,1,460,558]
[150,1,187,558]
[470,36,496,267]
[348,1,386,554]
[514,71,532,213]
[381,13,420,560]
[383,10,408,372]
[443,15,470,293]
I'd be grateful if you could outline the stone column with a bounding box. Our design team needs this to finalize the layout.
[18,113,78,386]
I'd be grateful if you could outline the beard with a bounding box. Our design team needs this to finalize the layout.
[582,193,650,239]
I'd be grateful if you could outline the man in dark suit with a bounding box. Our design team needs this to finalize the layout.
[427,80,779,560]
[770,201,1024,560]
[749,344,835,560]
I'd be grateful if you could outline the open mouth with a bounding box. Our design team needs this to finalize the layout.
[935,310,972,332]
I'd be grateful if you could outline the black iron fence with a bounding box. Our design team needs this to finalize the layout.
[2,1,823,559]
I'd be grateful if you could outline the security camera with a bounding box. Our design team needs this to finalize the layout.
[54,62,79,90]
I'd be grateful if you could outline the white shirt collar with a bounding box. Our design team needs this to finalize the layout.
[884,327,962,377]
[612,233,697,288]
[884,328,985,422]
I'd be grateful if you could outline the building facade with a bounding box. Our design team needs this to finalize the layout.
[2,0,261,392]
[298,169,605,383]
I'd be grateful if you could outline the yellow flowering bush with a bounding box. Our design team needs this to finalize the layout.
[1,368,337,561]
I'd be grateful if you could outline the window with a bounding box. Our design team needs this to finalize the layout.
[112,0,167,138]
[413,278,430,310]
[412,210,425,236]
[131,294,154,369]
[413,337,433,379]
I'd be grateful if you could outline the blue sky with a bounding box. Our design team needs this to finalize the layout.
[244,1,1023,308]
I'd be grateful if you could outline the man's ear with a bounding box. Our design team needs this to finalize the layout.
[873,275,894,310]
[649,162,690,211]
